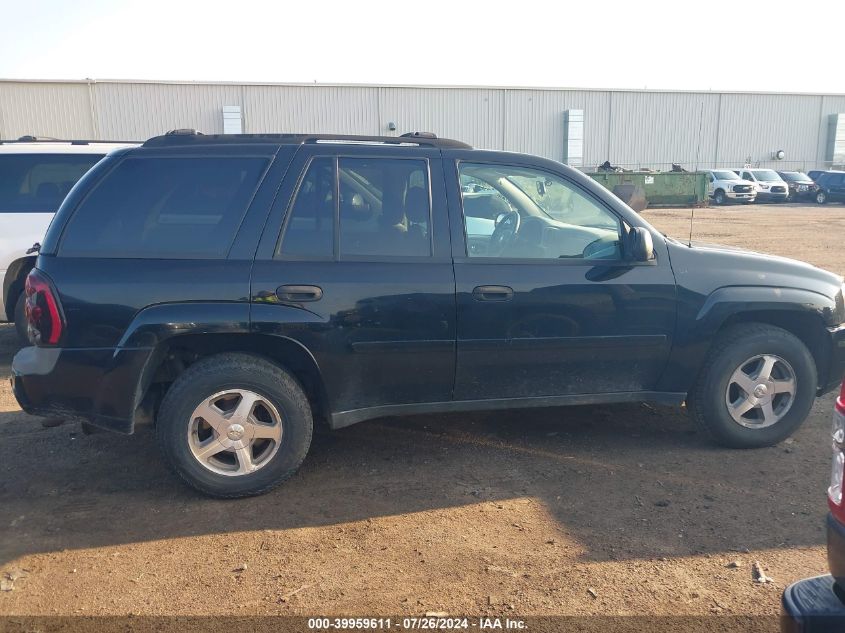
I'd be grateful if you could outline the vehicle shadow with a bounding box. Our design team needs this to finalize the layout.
[0,385,830,567]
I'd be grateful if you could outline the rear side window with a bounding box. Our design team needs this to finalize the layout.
[0,154,103,213]
[338,158,431,257]
[277,157,432,259]
[59,157,268,258]
[279,157,335,257]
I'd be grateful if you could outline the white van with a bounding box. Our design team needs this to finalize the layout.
[733,168,789,202]
[0,137,135,339]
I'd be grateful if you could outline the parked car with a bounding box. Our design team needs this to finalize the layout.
[706,169,756,205]
[815,171,845,205]
[12,131,845,498]
[781,380,845,632]
[0,136,134,341]
[777,171,819,202]
[733,168,790,202]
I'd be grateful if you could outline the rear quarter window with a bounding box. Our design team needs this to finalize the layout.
[0,154,104,213]
[58,156,269,258]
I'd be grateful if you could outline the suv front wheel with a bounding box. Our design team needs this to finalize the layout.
[689,323,816,448]
[817,191,827,204]
[157,353,313,498]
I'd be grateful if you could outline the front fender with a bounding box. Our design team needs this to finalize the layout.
[694,285,838,335]
[656,285,837,393]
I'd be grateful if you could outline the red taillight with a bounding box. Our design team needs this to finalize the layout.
[829,382,845,524]
[24,269,64,346]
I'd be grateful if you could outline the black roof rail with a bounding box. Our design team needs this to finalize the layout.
[0,136,136,145]
[142,131,472,149]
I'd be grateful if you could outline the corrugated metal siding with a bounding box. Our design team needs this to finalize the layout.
[0,81,93,138]
[0,80,842,170]
[817,96,845,164]
[607,92,721,169]
[378,87,503,150]
[503,89,610,165]
[244,85,379,135]
[93,82,242,140]
[716,93,822,170]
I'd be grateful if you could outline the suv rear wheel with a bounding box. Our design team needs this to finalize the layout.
[689,323,816,448]
[157,353,313,498]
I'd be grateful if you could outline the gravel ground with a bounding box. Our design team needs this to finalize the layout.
[0,202,843,629]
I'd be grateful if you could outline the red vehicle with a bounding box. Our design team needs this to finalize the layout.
[782,380,845,631]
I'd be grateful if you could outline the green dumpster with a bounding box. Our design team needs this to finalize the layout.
[587,171,709,207]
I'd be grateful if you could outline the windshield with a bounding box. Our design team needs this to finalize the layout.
[712,170,741,180]
[750,169,782,182]
[779,172,813,183]
[0,154,103,212]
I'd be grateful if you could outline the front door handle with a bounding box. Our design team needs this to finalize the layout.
[472,285,514,301]
[276,285,323,302]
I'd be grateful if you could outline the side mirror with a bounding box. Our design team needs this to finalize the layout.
[627,227,654,262]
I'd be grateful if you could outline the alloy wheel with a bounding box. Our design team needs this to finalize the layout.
[724,354,797,429]
[187,389,283,476]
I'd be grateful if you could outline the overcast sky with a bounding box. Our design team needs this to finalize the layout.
[2,0,843,93]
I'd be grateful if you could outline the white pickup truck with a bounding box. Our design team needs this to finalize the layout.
[706,169,757,205]
[0,138,135,339]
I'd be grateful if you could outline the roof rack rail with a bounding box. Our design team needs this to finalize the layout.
[143,131,472,150]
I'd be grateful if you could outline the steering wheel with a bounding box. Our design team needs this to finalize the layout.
[489,211,521,255]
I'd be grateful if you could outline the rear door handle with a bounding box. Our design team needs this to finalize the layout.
[472,285,514,301]
[276,285,323,302]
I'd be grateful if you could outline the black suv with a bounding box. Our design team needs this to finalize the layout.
[815,171,845,204]
[12,131,845,498]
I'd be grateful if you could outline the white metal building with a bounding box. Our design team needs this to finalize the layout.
[2,78,844,172]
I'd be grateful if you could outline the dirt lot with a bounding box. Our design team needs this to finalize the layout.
[1,202,844,628]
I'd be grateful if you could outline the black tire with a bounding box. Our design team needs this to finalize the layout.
[714,189,726,205]
[689,323,817,449]
[157,353,312,498]
[817,191,827,205]
[13,292,28,344]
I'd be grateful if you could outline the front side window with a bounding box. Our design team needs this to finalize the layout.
[60,156,268,258]
[0,154,103,213]
[458,162,622,260]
